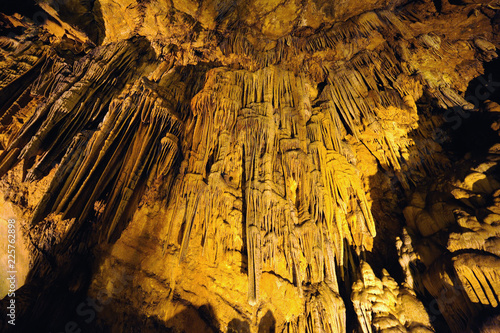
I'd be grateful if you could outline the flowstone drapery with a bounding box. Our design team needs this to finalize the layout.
[1,1,500,332]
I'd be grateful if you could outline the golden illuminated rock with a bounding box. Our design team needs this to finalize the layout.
[0,0,499,332]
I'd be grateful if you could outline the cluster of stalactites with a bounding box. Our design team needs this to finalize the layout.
[281,282,346,333]
[32,81,182,244]
[218,10,412,69]
[165,64,386,306]
[0,38,185,246]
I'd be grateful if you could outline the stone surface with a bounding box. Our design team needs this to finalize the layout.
[0,0,499,332]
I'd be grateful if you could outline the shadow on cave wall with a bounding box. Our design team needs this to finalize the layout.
[0,0,106,45]
[43,0,106,45]
[65,301,276,333]
[0,0,47,23]
[1,282,277,332]
[444,56,500,159]
[0,254,94,333]
[364,51,500,333]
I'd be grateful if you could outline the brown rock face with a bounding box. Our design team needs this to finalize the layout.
[0,0,499,332]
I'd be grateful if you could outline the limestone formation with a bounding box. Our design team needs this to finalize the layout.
[351,261,433,333]
[0,0,499,332]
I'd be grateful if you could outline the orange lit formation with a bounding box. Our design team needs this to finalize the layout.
[0,0,500,332]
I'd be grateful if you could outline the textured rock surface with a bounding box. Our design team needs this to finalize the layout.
[402,145,500,332]
[351,261,433,333]
[0,0,499,332]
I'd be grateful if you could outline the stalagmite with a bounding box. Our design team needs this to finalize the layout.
[352,261,434,333]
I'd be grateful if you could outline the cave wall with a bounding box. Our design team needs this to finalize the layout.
[0,0,500,332]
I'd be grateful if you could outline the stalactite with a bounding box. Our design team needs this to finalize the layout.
[422,258,476,332]
[454,253,500,308]
[0,38,155,181]
[29,131,92,225]
[2,3,497,331]
[304,283,346,333]
[164,63,394,303]
[0,39,186,253]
